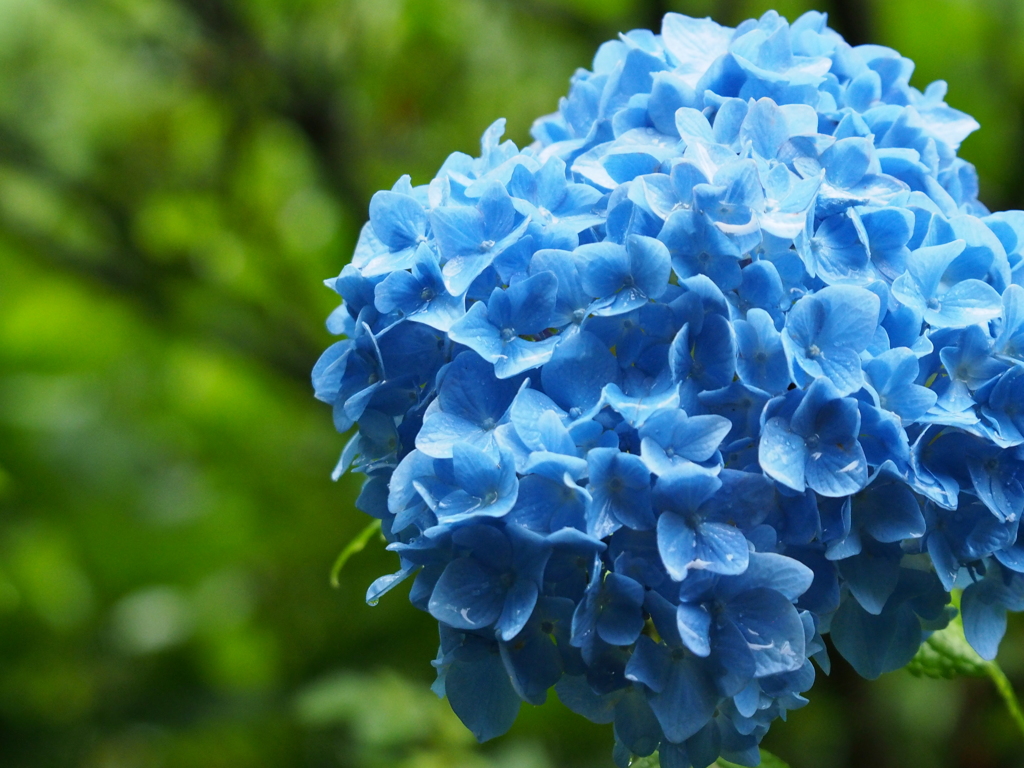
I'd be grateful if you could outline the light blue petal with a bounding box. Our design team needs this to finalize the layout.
[759,416,808,492]
[494,336,559,378]
[692,521,750,576]
[600,381,681,428]
[927,278,1003,328]
[542,331,618,414]
[626,235,672,299]
[448,302,505,362]
[676,602,712,657]
[657,511,698,581]
[369,190,428,250]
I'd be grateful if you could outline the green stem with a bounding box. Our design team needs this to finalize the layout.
[986,661,1024,741]
[330,519,382,587]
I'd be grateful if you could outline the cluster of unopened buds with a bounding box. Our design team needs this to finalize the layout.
[314,10,1024,767]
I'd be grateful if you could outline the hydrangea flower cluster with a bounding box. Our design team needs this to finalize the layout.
[314,10,1024,766]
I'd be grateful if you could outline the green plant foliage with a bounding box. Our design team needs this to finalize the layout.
[294,670,552,768]
[906,605,989,681]
[906,599,1024,739]
[628,748,791,767]
[717,749,792,768]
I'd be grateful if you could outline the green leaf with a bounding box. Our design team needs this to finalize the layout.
[905,597,988,679]
[329,519,382,587]
[631,748,791,768]
[757,750,792,768]
[904,593,1024,741]
[716,749,791,768]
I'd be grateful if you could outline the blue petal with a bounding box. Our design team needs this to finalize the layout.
[691,521,750,576]
[579,242,630,300]
[960,579,1008,661]
[660,13,732,86]
[600,381,681,428]
[837,541,903,615]
[429,557,506,630]
[587,448,655,536]
[782,285,879,395]
[654,464,723,515]
[495,337,559,378]
[759,415,808,492]
[448,302,505,363]
[627,235,672,300]
[857,463,926,543]
[505,270,559,335]
[369,190,428,251]
[657,512,698,581]
[675,107,715,142]
[452,442,503,497]
[648,655,718,743]
[542,331,618,414]
[929,278,1004,328]
[496,579,540,641]
[676,602,712,657]
[723,588,806,677]
[735,308,790,394]
[595,573,646,646]
[624,634,670,693]
[829,598,922,680]
[445,640,522,741]
[417,412,493,459]
[720,551,814,602]
[864,347,937,422]
[499,623,563,705]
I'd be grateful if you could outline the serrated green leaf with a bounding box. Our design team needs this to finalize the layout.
[905,596,988,679]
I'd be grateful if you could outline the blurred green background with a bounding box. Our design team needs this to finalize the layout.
[0,0,1022,766]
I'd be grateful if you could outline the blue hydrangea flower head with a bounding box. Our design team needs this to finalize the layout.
[315,9,1024,765]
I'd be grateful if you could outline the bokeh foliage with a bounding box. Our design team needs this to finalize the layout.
[0,1,1021,767]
